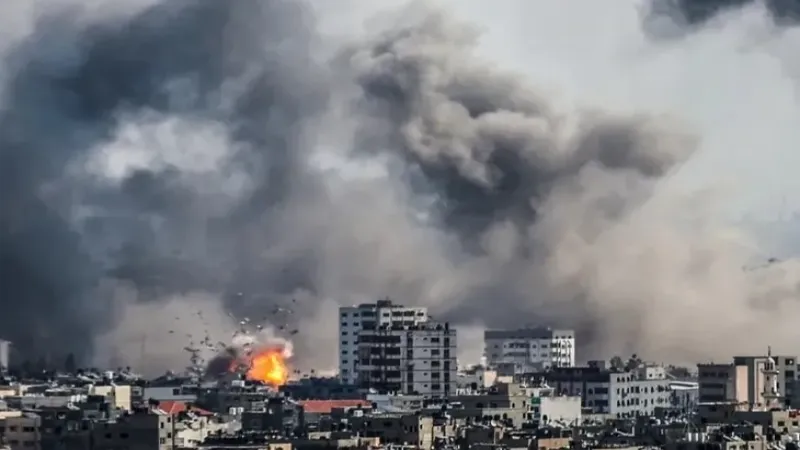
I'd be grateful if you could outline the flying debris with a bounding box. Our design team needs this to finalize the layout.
[743,257,783,272]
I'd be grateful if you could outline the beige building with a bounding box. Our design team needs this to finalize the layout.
[698,354,798,409]
[732,355,797,407]
[698,363,749,405]
[90,384,133,411]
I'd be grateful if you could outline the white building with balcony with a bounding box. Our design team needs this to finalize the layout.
[338,299,428,384]
[357,321,457,398]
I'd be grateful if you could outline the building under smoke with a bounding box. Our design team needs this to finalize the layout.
[339,299,429,385]
[484,328,576,373]
[0,340,9,373]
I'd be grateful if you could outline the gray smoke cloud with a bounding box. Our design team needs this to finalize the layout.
[2,0,800,374]
[651,0,800,26]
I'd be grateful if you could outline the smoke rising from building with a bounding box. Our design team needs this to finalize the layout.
[1,0,800,373]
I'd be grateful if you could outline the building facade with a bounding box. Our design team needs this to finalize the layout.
[357,322,457,398]
[484,328,575,372]
[697,354,799,408]
[338,299,429,384]
[544,364,672,417]
[732,355,797,408]
[697,363,749,405]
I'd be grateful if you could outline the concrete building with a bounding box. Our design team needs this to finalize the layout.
[668,380,699,411]
[437,383,532,426]
[242,397,304,434]
[89,407,174,450]
[526,395,582,425]
[544,364,672,417]
[0,412,41,450]
[349,413,456,450]
[484,328,575,372]
[142,385,199,403]
[91,385,132,411]
[732,354,797,408]
[196,382,271,415]
[339,299,429,384]
[357,321,457,397]
[457,366,498,393]
[279,377,361,400]
[697,363,749,404]
[698,353,798,408]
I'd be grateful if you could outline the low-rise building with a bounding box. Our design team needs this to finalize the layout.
[484,328,575,372]
[543,364,671,417]
[0,412,41,450]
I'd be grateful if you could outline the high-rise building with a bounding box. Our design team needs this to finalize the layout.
[484,327,575,371]
[357,321,457,397]
[338,299,428,384]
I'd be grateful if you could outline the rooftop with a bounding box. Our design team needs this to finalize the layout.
[299,400,372,414]
[157,400,213,417]
[484,328,574,340]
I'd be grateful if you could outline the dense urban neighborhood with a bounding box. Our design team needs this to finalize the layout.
[0,299,797,450]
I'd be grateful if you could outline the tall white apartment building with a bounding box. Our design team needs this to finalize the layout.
[357,321,457,397]
[338,299,428,384]
[484,327,575,371]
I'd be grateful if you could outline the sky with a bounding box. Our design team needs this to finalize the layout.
[2,0,800,373]
[320,0,800,219]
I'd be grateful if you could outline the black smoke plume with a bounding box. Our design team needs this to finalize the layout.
[2,0,800,373]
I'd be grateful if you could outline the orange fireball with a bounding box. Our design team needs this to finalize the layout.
[245,348,289,386]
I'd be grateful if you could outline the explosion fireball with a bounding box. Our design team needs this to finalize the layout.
[247,348,289,386]
[229,346,289,386]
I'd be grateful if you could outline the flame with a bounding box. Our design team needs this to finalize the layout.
[228,346,289,386]
[247,348,289,386]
